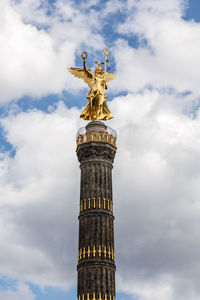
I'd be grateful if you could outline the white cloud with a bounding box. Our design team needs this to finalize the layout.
[0,0,105,103]
[112,0,200,96]
[0,282,35,300]
[1,0,200,103]
[0,0,75,102]
[109,90,200,300]
[0,102,83,288]
[118,277,174,300]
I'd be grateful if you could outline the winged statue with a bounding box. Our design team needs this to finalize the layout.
[68,45,115,121]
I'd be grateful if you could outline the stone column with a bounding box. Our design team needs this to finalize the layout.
[76,121,117,300]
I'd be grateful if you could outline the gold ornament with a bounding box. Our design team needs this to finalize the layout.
[68,45,115,121]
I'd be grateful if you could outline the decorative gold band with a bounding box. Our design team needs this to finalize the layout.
[78,245,115,261]
[77,132,117,147]
[78,293,116,300]
[80,197,113,213]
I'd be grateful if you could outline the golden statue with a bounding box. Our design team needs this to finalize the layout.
[68,45,115,121]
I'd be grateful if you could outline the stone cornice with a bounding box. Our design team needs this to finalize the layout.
[77,142,116,165]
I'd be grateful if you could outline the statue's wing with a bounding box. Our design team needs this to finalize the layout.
[68,67,93,88]
[104,72,116,82]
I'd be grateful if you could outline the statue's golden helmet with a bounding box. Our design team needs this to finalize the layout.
[95,62,104,75]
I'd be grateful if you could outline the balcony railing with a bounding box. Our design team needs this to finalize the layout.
[76,126,117,147]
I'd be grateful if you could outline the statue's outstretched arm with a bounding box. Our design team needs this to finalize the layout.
[82,53,93,79]
[83,60,87,70]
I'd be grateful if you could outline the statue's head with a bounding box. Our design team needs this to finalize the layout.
[95,62,104,75]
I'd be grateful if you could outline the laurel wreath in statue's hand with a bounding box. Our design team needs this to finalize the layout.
[81,51,88,61]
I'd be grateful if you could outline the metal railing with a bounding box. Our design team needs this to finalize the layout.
[76,126,117,147]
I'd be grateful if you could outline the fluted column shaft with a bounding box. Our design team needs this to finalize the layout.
[76,122,117,300]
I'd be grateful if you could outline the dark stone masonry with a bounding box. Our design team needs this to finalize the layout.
[76,121,117,300]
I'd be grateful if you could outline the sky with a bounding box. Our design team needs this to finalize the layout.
[0,0,200,299]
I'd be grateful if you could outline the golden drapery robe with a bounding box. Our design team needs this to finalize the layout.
[80,74,113,120]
